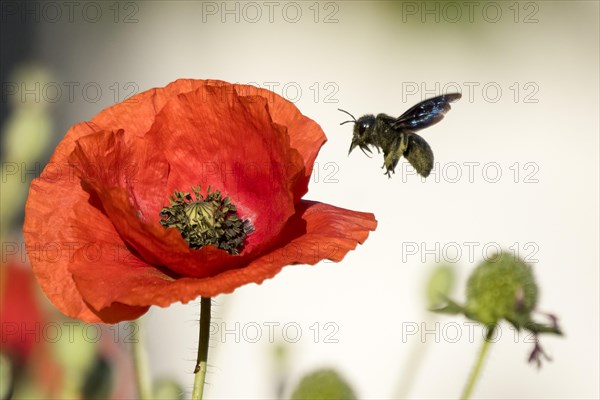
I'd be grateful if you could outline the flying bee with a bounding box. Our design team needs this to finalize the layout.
[339,93,461,178]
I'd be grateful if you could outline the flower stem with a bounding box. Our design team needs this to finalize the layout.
[192,297,212,400]
[132,319,152,400]
[460,326,496,400]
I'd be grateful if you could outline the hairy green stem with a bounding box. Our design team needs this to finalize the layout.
[132,319,152,400]
[192,298,212,400]
[461,326,496,400]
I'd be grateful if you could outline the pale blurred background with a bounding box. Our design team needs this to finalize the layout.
[1,1,598,399]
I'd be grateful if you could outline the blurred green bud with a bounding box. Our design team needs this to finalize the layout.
[466,252,538,326]
[426,264,455,307]
[1,64,54,235]
[6,64,54,110]
[153,379,184,399]
[291,369,356,400]
[3,64,54,163]
[431,251,561,367]
[2,107,53,163]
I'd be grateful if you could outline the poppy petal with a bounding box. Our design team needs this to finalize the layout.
[69,129,170,221]
[76,79,324,204]
[145,85,301,251]
[68,129,233,277]
[67,87,308,278]
[23,126,187,321]
[23,123,148,323]
[197,80,326,202]
[69,201,376,312]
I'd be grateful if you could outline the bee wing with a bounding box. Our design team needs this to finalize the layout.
[392,93,461,132]
[404,133,434,177]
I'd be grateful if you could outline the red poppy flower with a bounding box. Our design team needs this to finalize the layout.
[1,257,63,397]
[1,259,45,361]
[24,79,377,324]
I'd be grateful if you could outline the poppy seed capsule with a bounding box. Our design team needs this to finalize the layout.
[466,252,538,326]
[159,186,253,255]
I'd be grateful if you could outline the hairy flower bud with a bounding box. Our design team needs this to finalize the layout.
[466,252,538,326]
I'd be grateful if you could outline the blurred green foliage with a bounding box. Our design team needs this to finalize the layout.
[153,378,185,399]
[426,264,456,308]
[291,368,356,400]
[1,64,54,239]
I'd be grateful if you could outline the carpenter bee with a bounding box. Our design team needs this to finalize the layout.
[339,93,461,178]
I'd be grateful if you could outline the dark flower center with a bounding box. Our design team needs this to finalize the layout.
[159,186,253,254]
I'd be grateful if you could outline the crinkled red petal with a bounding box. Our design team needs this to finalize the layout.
[69,200,376,314]
[90,79,326,202]
[23,123,148,323]
[144,86,301,252]
[192,80,326,202]
[68,86,306,278]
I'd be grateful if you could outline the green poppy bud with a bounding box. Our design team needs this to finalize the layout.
[291,369,356,400]
[466,252,538,326]
[426,264,456,308]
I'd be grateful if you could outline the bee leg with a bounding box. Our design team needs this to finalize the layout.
[383,152,399,178]
[382,136,405,178]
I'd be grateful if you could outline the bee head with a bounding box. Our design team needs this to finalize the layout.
[338,109,375,157]
[350,115,376,154]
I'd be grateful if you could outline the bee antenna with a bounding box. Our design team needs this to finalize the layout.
[338,108,357,125]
